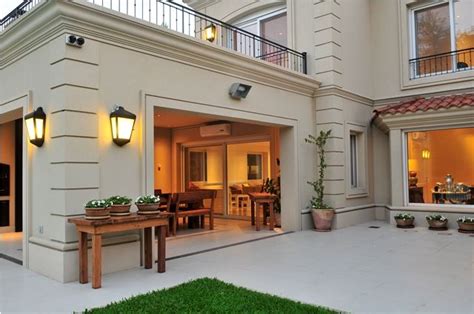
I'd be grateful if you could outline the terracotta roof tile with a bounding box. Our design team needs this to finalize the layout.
[374,93,474,116]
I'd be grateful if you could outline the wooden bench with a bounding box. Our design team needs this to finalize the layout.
[248,192,277,231]
[173,190,216,235]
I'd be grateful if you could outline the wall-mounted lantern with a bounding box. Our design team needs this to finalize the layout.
[24,107,46,147]
[204,24,217,42]
[110,105,136,147]
[421,149,431,159]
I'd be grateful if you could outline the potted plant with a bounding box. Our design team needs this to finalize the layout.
[263,158,281,227]
[425,214,448,230]
[135,195,161,215]
[457,216,474,233]
[84,199,110,220]
[305,130,333,231]
[108,196,132,216]
[394,213,415,228]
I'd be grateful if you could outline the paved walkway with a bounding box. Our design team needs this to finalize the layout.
[0,221,473,313]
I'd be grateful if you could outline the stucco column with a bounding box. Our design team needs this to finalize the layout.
[389,129,404,207]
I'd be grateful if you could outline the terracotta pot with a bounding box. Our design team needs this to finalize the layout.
[457,222,474,231]
[395,218,414,227]
[427,219,448,229]
[85,207,110,220]
[311,208,335,232]
[136,203,160,215]
[110,204,131,216]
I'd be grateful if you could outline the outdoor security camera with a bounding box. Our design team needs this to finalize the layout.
[229,83,252,100]
[66,34,85,47]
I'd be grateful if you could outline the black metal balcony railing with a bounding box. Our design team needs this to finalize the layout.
[86,0,307,74]
[409,48,473,80]
[0,0,40,32]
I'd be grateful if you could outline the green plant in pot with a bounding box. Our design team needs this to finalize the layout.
[426,214,448,230]
[305,130,333,231]
[84,199,110,220]
[108,196,132,216]
[135,195,161,215]
[394,212,415,228]
[263,158,281,227]
[457,216,474,232]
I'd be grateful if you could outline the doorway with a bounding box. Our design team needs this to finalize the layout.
[0,118,23,263]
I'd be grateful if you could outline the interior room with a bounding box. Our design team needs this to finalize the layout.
[407,127,474,205]
[0,118,23,263]
[153,107,281,238]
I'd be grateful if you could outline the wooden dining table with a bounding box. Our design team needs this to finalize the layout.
[68,212,171,289]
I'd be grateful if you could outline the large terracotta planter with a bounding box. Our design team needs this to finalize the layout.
[458,222,474,232]
[311,208,335,232]
[427,219,448,230]
[110,204,131,216]
[85,207,110,220]
[136,203,160,215]
[395,218,414,228]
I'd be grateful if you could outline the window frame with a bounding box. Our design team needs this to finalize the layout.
[403,125,474,209]
[408,0,469,77]
[345,123,369,198]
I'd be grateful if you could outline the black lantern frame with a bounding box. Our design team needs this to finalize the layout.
[110,106,136,147]
[24,107,46,147]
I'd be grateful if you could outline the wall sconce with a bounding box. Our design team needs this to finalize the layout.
[229,83,252,100]
[110,105,136,146]
[421,149,431,159]
[24,107,46,147]
[204,24,216,42]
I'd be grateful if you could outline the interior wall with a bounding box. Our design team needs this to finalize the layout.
[0,121,16,232]
[227,142,271,185]
[154,127,172,193]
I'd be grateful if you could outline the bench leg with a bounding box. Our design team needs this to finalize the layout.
[157,225,166,273]
[144,227,152,269]
[256,203,261,231]
[91,234,102,289]
[78,231,88,284]
[251,201,255,225]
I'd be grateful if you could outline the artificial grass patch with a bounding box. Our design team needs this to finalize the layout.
[86,278,336,313]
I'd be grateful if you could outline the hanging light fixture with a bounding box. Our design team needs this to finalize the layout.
[110,105,136,146]
[204,24,217,42]
[24,107,46,147]
[421,149,431,159]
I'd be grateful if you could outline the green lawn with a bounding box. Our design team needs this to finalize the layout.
[86,278,337,313]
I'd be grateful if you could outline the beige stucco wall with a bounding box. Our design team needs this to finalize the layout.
[0,0,319,282]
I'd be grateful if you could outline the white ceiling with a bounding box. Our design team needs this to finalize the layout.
[154,107,221,128]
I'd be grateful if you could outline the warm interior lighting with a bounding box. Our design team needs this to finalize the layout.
[421,149,431,159]
[24,107,46,147]
[110,106,136,146]
[204,24,216,42]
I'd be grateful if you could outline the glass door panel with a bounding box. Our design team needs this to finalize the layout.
[226,142,271,218]
[185,145,225,215]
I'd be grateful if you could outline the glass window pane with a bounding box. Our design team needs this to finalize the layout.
[454,0,474,68]
[414,3,452,74]
[407,128,474,205]
[350,134,358,188]
[260,12,288,66]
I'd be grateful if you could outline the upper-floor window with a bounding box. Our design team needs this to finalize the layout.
[409,0,473,78]
[235,8,288,66]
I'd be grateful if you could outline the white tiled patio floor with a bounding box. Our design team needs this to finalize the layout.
[0,221,473,313]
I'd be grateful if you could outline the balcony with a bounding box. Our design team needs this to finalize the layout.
[409,48,473,80]
[1,0,307,74]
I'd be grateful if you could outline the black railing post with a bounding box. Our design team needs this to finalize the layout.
[302,52,308,74]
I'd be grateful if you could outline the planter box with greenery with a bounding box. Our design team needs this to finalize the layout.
[108,196,132,216]
[135,195,161,214]
[306,130,334,232]
[394,213,415,228]
[457,216,474,233]
[84,199,110,220]
[425,214,448,230]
